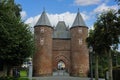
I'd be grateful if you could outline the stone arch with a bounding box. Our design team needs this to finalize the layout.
[57,60,65,70]
[54,55,70,72]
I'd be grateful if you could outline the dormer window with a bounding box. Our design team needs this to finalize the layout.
[40,27,44,33]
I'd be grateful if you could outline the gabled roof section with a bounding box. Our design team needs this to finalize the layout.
[72,11,86,27]
[56,21,67,31]
[53,21,70,39]
[35,11,51,27]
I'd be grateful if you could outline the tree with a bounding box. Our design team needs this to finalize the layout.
[87,9,120,80]
[115,0,120,5]
[86,24,104,80]
[101,10,120,80]
[0,0,34,76]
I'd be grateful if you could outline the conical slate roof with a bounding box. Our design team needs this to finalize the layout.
[72,11,86,27]
[35,11,51,26]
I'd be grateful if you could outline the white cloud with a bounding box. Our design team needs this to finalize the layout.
[93,3,118,13]
[20,11,27,19]
[74,0,101,6]
[118,47,120,52]
[25,15,40,27]
[48,12,76,26]
[25,11,89,28]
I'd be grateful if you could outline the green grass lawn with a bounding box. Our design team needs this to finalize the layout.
[20,70,28,77]
[19,70,36,80]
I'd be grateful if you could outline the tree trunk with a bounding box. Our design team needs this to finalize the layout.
[108,50,113,80]
[95,54,99,80]
[3,64,7,76]
[7,65,12,76]
[3,63,13,76]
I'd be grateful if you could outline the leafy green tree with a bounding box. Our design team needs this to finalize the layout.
[86,25,105,80]
[115,0,120,5]
[91,50,120,78]
[87,9,120,80]
[100,10,120,80]
[0,0,34,76]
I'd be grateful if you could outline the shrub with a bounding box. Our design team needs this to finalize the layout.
[0,76,17,80]
[18,77,29,80]
[0,76,30,80]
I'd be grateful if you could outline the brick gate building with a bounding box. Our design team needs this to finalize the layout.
[33,10,89,77]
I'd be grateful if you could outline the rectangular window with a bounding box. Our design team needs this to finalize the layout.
[40,28,44,33]
[79,38,82,45]
[78,29,82,33]
[40,38,44,45]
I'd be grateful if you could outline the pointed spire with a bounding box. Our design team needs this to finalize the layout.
[43,7,45,12]
[35,10,51,27]
[72,9,86,27]
[78,8,80,12]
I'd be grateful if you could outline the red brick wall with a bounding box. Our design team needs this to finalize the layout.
[33,26,89,77]
[52,39,71,72]
[70,27,89,77]
[33,26,53,76]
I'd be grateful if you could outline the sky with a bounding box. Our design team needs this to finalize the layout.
[15,0,119,27]
[15,0,120,51]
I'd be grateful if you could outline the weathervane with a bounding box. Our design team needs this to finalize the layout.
[43,7,46,12]
[58,16,60,21]
[63,16,64,21]
[78,8,80,12]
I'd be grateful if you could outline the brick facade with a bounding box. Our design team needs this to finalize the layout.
[70,27,89,77]
[33,11,89,77]
[33,26,53,76]
[52,39,71,72]
[33,26,89,77]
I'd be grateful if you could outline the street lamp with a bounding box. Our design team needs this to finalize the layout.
[89,46,93,80]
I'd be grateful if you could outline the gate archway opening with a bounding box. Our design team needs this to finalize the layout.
[58,60,65,70]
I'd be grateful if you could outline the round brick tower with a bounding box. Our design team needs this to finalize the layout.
[33,11,53,76]
[70,11,89,77]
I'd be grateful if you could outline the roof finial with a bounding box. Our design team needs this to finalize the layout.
[43,7,45,12]
[58,16,60,21]
[78,8,80,13]
[63,16,64,21]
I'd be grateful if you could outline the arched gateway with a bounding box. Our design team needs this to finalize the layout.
[53,55,70,72]
[58,60,65,70]
[33,10,89,77]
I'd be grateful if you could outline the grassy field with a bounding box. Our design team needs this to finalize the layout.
[20,70,28,77]
[19,70,36,80]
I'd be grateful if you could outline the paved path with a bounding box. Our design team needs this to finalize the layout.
[53,70,69,76]
[32,76,105,80]
[32,70,105,80]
